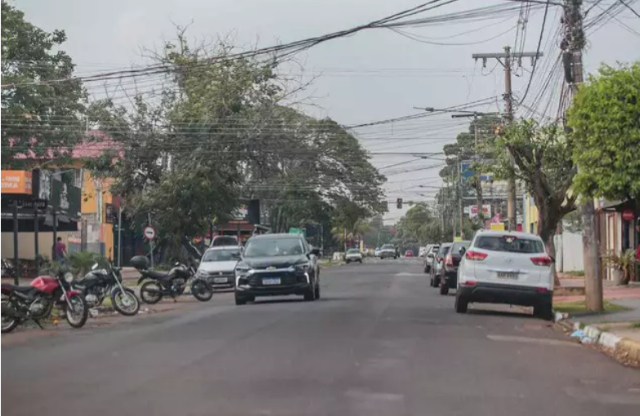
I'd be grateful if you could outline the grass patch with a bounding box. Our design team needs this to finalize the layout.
[630,321,640,329]
[563,270,585,277]
[554,300,631,314]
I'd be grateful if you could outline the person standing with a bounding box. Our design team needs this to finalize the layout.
[53,237,67,264]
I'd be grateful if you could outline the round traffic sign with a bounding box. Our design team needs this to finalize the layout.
[143,226,156,240]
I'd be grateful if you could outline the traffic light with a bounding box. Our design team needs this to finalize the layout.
[396,198,403,209]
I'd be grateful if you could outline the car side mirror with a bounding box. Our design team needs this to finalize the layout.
[310,248,320,256]
[459,247,466,255]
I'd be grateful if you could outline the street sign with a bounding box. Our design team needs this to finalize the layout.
[622,209,634,222]
[143,226,156,240]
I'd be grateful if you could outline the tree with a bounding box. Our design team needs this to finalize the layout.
[494,120,577,286]
[89,30,386,253]
[568,62,640,218]
[1,1,86,168]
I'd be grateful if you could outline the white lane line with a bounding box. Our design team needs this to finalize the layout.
[487,334,581,347]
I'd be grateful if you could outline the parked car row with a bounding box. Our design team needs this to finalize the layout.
[424,230,554,320]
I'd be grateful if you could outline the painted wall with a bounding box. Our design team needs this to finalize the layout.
[1,231,75,260]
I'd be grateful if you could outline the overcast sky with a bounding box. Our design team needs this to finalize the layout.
[15,0,640,222]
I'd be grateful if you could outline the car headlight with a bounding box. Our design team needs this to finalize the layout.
[235,263,253,276]
[294,262,311,272]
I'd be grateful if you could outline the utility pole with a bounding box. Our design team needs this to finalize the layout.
[562,0,602,311]
[472,47,543,231]
[458,156,464,240]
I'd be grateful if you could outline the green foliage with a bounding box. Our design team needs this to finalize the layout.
[602,249,637,285]
[568,63,640,201]
[493,120,576,247]
[89,30,385,249]
[67,252,108,279]
[1,1,86,168]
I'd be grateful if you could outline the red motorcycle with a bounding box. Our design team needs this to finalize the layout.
[1,270,88,333]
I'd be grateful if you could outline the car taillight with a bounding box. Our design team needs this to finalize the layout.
[465,250,488,261]
[462,280,477,286]
[530,256,551,267]
[445,254,453,267]
[535,287,549,293]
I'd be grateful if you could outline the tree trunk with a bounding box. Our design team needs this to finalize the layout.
[582,198,603,311]
[537,202,562,288]
[476,177,484,227]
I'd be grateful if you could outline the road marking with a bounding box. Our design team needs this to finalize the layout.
[487,334,580,347]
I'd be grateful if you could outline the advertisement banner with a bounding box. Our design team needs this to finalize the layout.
[1,170,32,194]
[468,204,492,218]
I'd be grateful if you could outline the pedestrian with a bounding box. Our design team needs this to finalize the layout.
[53,237,67,265]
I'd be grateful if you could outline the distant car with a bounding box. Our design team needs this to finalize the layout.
[197,246,242,288]
[439,240,471,295]
[210,235,239,248]
[422,244,440,274]
[404,250,414,257]
[234,234,320,305]
[456,230,553,320]
[379,244,398,259]
[374,247,382,257]
[345,249,363,264]
[430,243,451,288]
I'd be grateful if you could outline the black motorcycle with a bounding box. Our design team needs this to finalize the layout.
[131,256,213,304]
[72,262,140,316]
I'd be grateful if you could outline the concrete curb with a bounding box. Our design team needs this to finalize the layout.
[555,315,640,365]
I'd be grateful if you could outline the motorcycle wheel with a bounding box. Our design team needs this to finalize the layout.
[1,299,19,333]
[140,281,163,304]
[173,279,186,296]
[110,288,140,316]
[191,280,213,302]
[64,293,89,329]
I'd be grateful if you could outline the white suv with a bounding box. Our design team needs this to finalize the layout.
[455,230,553,320]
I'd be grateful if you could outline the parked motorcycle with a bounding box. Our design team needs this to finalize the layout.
[72,261,140,316]
[1,269,88,333]
[131,256,213,304]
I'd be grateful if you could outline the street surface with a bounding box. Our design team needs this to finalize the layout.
[3,259,640,415]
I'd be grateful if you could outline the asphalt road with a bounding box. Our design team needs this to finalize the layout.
[3,259,640,415]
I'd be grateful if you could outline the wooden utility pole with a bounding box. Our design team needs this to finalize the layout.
[472,47,542,231]
[562,0,602,310]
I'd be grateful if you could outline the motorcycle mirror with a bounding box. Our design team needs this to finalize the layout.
[91,263,99,271]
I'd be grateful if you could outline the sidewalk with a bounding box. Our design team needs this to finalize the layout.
[554,279,640,367]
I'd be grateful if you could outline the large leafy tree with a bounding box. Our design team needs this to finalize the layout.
[494,120,576,285]
[568,62,640,216]
[89,31,385,252]
[1,1,86,167]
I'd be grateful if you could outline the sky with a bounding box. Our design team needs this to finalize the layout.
[14,0,640,223]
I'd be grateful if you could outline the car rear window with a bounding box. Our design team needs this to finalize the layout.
[450,242,470,255]
[437,246,451,256]
[475,236,544,254]
[347,249,359,254]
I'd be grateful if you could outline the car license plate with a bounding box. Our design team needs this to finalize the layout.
[497,272,518,279]
[213,277,228,284]
[262,278,281,285]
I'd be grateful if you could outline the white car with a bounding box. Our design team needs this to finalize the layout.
[197,246,242,288]
[345,249,363,264]
[455,230,553,320]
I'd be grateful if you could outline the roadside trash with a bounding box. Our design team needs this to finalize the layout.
[570,330,585,338]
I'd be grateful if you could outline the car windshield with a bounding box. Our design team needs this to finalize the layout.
[451,242,470,255]
[202,248,241,262]
[381,244,394,249]
[475,236,544,253]
[347,249,359,254]
[243,238,304,257]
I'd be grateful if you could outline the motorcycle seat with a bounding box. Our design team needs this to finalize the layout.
[144,270,172,280]
[2,283,37,294]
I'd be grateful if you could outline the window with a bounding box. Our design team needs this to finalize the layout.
[202,248,241,262]
[347,249,359,254]
[475,236,544,254]
[244,238,304,257]
[451,242,470,254]
[211,236,238,247]
[438,246,451,256]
